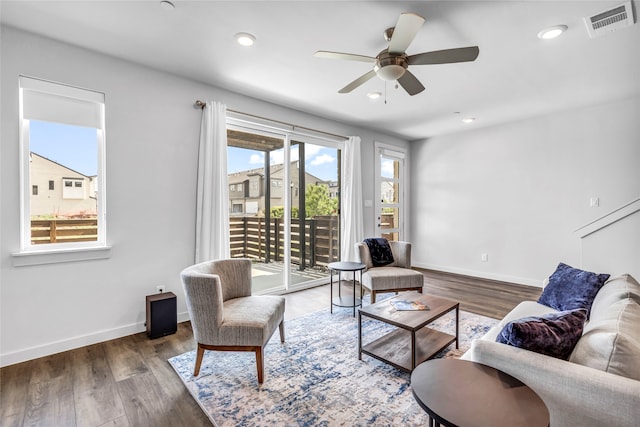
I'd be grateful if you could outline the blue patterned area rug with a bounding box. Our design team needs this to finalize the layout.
[168,302,498,427]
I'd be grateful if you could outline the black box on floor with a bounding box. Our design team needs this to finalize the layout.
[146,292,177,339]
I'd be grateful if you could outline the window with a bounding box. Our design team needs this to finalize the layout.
[62,178,85,199]
[230,184,236,192]
[18,76,107,256]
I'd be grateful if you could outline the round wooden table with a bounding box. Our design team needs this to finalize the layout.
[411,359,549,427]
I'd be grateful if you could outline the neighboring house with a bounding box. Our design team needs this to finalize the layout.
[228,162,329,216]
[29,152,97,218]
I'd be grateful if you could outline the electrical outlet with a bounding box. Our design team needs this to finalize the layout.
[156,285,165,293]
[481,253,489,262]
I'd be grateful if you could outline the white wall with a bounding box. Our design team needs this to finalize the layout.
[410,96,640,286]
[0,26,409,366]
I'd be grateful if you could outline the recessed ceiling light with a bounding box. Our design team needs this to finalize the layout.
[367,92,382,100]
[160,1,175,10]
[537,25,568,40]
[462,117,476,124]
[235,32,256,47]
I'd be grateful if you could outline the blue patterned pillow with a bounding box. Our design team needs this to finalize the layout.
[496,309,588,360]
[538,263,609,315]
[363,238,394,267]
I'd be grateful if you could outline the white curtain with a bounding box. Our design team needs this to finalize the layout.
[195,101,230,263]
[341,136,364,264]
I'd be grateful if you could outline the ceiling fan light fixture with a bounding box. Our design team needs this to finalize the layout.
[376,64,406,81]
[235,32,256,47]
[537,25,568,40]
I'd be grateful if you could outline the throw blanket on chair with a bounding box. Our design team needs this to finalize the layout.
[364,238,395,267]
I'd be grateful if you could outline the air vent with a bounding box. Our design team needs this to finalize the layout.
[584,1,635,38]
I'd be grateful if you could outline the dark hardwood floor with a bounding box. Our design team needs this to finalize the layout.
[1,270,542,427]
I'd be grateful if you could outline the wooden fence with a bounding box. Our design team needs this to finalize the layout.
[230,216,340,267]
[31,219,98,244]
[31,216,341,268]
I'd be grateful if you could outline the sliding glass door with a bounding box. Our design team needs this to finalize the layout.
[227,126,341,294]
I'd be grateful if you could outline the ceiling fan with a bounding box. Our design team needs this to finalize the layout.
[314,12,479,96]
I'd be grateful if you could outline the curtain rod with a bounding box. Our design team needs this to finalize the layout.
[194,100,347,141]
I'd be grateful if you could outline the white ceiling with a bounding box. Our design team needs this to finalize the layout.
[2,1,639,141]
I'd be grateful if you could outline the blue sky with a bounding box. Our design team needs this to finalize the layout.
[30,120,98,176]
[228,144,338,181]
[30,120,339,181]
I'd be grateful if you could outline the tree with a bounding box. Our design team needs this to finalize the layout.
[305,184,338,218]
[270,206,299,219]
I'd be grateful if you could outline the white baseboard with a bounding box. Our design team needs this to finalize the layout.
[414,262,544,288]
[0,311,191,368]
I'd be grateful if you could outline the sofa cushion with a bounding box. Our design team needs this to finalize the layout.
[569,274,640,381]
[496,308,588,360]
[538,263,610,315]
[361,266,423,292]
[363,238,394,267]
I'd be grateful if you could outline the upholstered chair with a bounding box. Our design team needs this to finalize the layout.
[180,258,285,383]
[355,240,424,303]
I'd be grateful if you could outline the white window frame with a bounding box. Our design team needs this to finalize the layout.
[13,76,110,266]
[374,142,408,241]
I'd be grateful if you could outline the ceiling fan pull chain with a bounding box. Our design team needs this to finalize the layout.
[384,81,388,104]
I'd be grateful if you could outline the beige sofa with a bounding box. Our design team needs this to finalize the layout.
[462,273,640,427]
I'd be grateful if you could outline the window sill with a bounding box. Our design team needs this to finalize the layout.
[12,245,112,267]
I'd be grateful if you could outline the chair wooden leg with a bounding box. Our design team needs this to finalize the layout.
[255,347,264,383]
[279,320,285,343]
[194,344,205,376]
[371,291,377,304]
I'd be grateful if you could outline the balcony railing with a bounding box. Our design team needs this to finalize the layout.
[30,216,341,268]
[230,216,340,267]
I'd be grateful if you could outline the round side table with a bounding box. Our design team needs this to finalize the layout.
[327,261,366,317]
[411,359,549,427]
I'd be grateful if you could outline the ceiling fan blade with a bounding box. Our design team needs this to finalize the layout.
[397,70,425,96]
[408,46,480,65]
[388,13,425,54]
[338,69,377,93]
[314,50,376,63]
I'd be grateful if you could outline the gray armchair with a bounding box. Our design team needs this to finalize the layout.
[180,258,285,383]
[355,240,424,303]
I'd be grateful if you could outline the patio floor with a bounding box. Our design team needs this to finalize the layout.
[251,262,330,294]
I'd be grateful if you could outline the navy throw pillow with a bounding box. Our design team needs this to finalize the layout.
[363,238,394,267]
[538,263,609,316]
[496,309,588,360]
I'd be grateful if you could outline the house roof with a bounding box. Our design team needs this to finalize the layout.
[228,162,324,185]
[30,152,92,179]
[3,1,639,140]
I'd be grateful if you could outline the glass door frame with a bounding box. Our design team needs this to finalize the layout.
[374,142,408,241]
[227,115,345,293]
